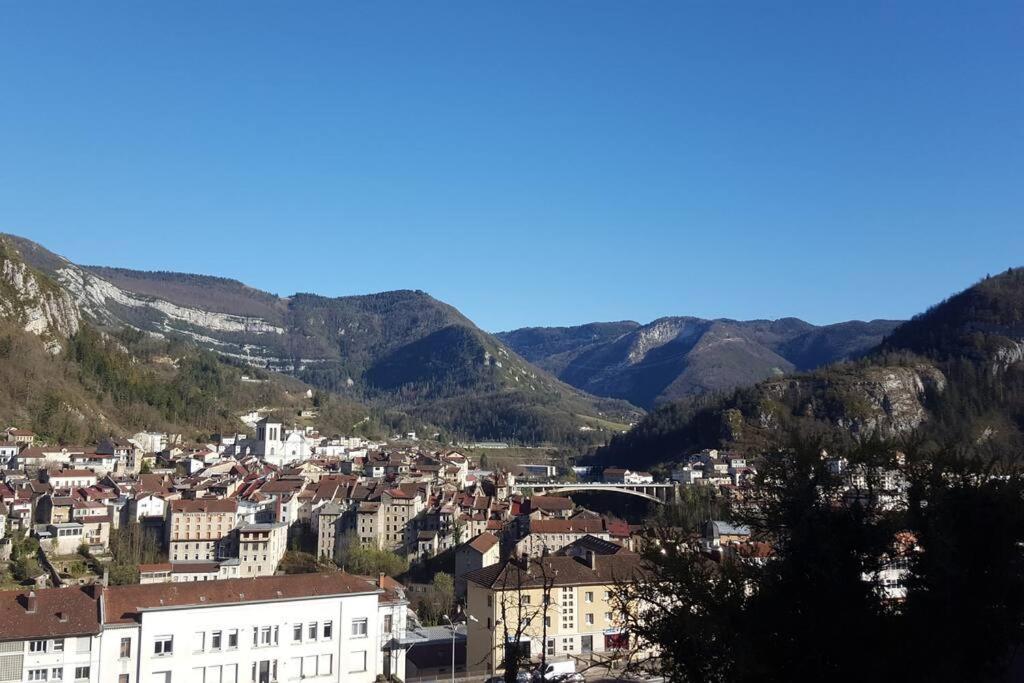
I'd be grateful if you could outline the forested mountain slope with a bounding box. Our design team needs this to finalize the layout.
[1,234,639,445]
[593,269,1024,469]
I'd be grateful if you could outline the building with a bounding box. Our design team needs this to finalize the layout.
[0,585,103,683]
[514,518,611,558]
[464,553,648,676]
[0,441,19,469]
[45,469,99,490]
[314,502,346,562]
[167,498,238,562]
[237,522,288,578]
[454,532,501,599]
[0,572,406,683]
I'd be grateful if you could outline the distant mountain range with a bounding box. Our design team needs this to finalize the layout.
[0,234,639,445]
[498,317,900,409]
[593,268,1024,469]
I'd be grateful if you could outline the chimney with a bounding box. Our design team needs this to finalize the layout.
[25,590,37,614]
[378,572,385,588]
[587,550,597,571]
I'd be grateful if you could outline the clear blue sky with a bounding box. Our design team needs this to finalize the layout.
[2,2,1022,332]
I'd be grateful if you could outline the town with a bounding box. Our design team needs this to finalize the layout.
[0,413,783,683]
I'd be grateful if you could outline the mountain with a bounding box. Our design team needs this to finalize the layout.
[498,316,900,409]
[0,234,640,445]
[593,268,1024,470]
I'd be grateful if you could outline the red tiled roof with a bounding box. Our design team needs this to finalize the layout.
[466,532,499,554]
[103,572,380,624]
[0,586,101,641]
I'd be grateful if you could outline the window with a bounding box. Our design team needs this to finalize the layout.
[349,651,367,673]
[53,638,65,652]
[74,667,90,681]
[604,591,611,600]
[193,631,206,652]
[323,621,333,639]
[292,624,302,643]
[51,670,63,681]
[258,627,272,647]
[546,638,555,656]
[30,640,48,653]
[585,591,594,603]
[544,616,551,627]
[154,635,173,656]
[227,630,239,649]
[382,615,392,634]
[586,613,594,625]
[118,676,129,683]
[211,631,222,650]
[487,595,492,607]
[604,612,613,621]
[317,655,332,676]
[522,595,531,605]
[27,671,48,681]
[351,618,368,638]
[307,622,317,640]
[120,637,132,658]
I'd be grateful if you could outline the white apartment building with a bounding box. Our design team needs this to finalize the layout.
[0,572,407,683]
[0,586,104,683]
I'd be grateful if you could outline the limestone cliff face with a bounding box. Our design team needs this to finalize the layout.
[0,251,80,353]
[756,364,947,439]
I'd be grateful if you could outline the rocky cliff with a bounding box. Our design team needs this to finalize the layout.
[0,239,80,353]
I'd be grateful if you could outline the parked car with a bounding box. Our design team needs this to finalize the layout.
[485,672,532,683]
[533,661,579,681]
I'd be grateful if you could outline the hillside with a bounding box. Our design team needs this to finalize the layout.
[1,234,640,445]
[592,269,1024,470]
[498,316,900,408]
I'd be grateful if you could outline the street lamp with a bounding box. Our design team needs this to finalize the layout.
[443,614,478,683]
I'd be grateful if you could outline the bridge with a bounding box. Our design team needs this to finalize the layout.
[514,481,679,504]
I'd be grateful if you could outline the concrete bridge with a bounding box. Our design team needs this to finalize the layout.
[514,481,679,504]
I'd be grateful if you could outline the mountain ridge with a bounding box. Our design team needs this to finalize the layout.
[0,233,641,445]
[592,268,1024,469]
[498,315,901,408]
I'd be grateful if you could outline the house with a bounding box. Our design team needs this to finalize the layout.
[454,532,501,599]
[6,428,36,446]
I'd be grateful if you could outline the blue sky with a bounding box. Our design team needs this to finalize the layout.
[1,2,1021,331]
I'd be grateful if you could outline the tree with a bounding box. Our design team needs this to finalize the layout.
[417,572,456,625]
[481,557,557,683]
[336,533,409,577]
[616,434,1024,682]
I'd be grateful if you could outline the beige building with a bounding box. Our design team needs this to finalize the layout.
[514,518,610,558]
[237,522,288,578]
[464,552,647,677]
[167,498,237,562]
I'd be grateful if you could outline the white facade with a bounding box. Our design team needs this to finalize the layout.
[4,633,102,683]
[98,591,385,683]
[129,494,167,522]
